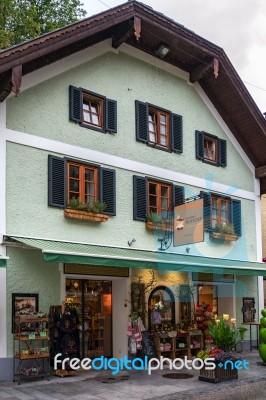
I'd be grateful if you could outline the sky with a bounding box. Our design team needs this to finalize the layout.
[82,0,266,114]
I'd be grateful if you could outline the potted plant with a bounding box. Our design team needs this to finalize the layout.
[210,223,238,241]
[64,197,108,222]
[198,316,240,383]
[146,211,166,231]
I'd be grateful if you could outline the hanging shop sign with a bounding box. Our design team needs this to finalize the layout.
[174,199,204,246]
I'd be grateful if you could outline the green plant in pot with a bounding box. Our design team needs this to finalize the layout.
[259,308,266,363]
[148,211,163,225]
[208,316,238,351]
[68,197,106,214]
[214,223,235,235]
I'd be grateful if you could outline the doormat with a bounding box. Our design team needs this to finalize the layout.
[162,373,194,379]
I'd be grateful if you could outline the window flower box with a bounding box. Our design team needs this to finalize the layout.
[210,232,238,241]
[145,221,167,231]
[64,208,108,222]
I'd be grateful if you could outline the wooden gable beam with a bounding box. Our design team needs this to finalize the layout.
[190,57,219,83]
[112,17,141,49]
[0,65,22,102]
[0,70,12,102]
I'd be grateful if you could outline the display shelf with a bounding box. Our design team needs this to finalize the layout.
[154,331,203,360]
[13,316,50,384]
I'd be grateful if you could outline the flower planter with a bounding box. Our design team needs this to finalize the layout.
[145,221,171,231]
[64,208,108,222]
[210,232,238,241]
[199,361,238,383]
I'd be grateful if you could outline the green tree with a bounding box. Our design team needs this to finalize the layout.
[0,0,87,50]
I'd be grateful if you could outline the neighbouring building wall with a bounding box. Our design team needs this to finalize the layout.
[262,195,266,258]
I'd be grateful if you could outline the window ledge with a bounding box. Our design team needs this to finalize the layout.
[210,232,238,241]
[64,208,108,222]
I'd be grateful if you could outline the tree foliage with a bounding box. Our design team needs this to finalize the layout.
[0,0,87,50]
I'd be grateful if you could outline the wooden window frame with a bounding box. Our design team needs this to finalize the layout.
[148,180,171,215]
[67,161,99,205]
[204,135,218,163]
[211,195,230,229]
[82,92,104,129]
[148,107,170,149]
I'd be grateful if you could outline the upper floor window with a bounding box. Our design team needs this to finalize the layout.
[67,162,99,206]
[210,195,230,229]
[82,93,103,129]
[48,155,116,215]
[204,135,217,163]
[196,131,226,167]
[148,181,171,215]
[136,100,183,153]
[69,85,117,133]
[201,191,241,236]
[148,108,170,148]
[133,175,184,221]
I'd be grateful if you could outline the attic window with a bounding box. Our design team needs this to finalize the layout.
[82,93,103,129]
[204,135,217,163]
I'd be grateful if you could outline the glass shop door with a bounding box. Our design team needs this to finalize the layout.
[65,278,112,358]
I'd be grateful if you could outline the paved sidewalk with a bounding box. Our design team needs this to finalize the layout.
[0,351,265,400]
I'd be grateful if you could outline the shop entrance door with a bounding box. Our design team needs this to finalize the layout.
[65,279,112,358]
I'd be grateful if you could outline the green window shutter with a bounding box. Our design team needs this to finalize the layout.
[171,113,183,153]
[200,191,211,231]
[173,185,184,207]
[69,85,82,123]
[48,155,66,208]
[219,139,227,167]
[135,100,148,142]
[133,175,147,221]
[105,98,117,133]
[195,130,204,160]
[231,199,241,236]
[100,168,116,216]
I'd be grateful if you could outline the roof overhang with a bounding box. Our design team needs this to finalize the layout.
[6,236,266,277]
[0,1,265,192]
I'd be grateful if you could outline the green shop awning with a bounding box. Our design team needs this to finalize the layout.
[8,236,266,276]
[0,255,8,267]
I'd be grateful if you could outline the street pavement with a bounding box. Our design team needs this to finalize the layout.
[0,351,265,400]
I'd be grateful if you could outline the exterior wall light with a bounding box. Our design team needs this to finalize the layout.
[156,44,170,58]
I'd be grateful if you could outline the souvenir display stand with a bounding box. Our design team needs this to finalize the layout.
[13,316,50,384]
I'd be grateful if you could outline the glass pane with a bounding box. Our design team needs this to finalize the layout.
[160,135,166,145]
[70,180,79,192]
[211,219,217,229]
[149,132,156,142]
[91,103,98,113]
[70,166,79,178]
[149,121,155,132]
[160,114,166,124]
[149,184,157,195]
[149,196,157,207]
[83,111,91,123]
[91,114,99,125]
[85,169,94,181]
[161,197,168,210]
[161,186,168,197]
[160,125,166,134]
[83,103,89,111]
[85,182,94,196]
